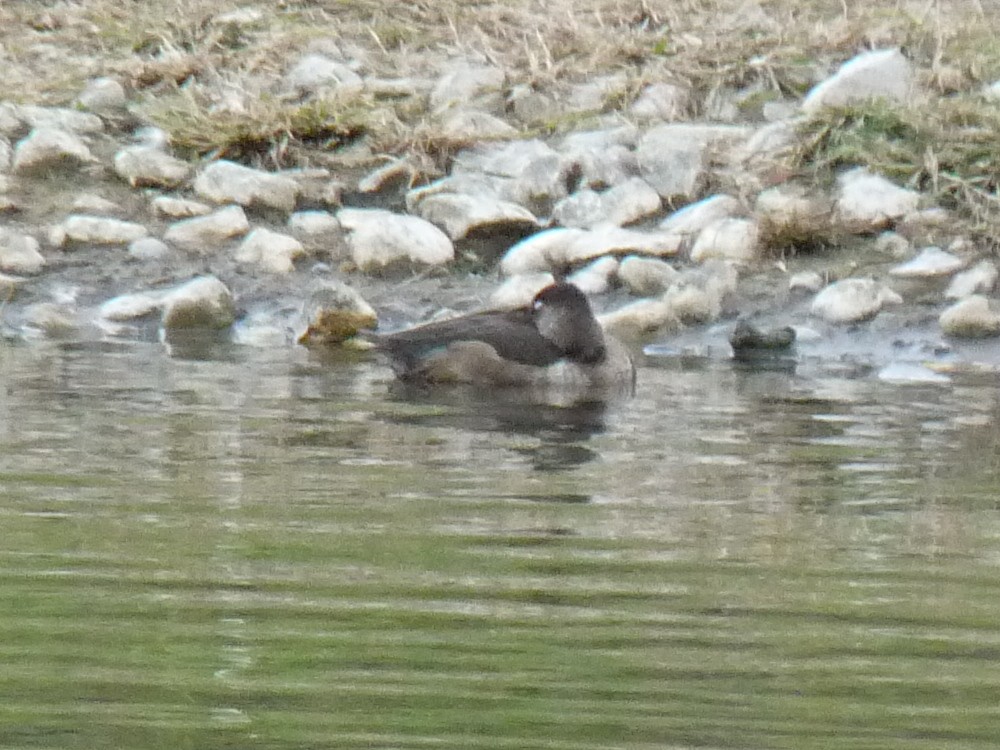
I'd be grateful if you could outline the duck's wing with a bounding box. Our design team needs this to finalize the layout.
[374,308,564,368]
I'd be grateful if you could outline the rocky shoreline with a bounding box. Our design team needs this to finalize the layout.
[2,39,1000,381]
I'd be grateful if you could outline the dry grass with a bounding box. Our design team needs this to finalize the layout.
[2,0,1000,236]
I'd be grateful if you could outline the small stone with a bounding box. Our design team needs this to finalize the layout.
[72,194,122,215]
[566,256,619,295]
[945,260,998,300]
[411,191,538,241]
[810,277,902,324]
[873,231,911,258]
[552,177,661,229]
[598,297,679,340]
[660,194,742,238]
[114,145,191,188]
[151,196,212,219]
[802,48,914,113]
[729,320,796,356]
[161,276,236,332]
[788,270,824,293]
[337,208,454,272]
[690,217,760,264]
[193,159,299,213]
[489,273,555,309]
[617,255,680,297]
[77,77,127,113]
[284,53,364,94]
[297,279,378,346]
[233,228,305,274]
[288,210,340,239]
[12,127,95,174]
[833,168,920,233]
[99,290,166,321]
[163,205,250,252]
[0,229,45,274]
[889,246,964,279]
[61,215,148,245]
[939,295,1000,338]
[129,237,172,260]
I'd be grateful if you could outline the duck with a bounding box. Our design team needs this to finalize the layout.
[373,282,635,390]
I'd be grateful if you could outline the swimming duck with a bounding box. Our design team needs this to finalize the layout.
[374,282,635,390]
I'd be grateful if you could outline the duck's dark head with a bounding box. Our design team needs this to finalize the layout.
[531,283,606,364]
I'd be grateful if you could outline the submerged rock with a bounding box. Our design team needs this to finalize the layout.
[161,276,236,333]
[729,320,796,357]
[297,279,377,346]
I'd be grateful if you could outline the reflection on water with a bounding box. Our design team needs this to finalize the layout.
[1,340,1000,749]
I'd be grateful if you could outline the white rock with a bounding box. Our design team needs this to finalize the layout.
[193,160,299,212]
[629,82,691,121]
[811,278,902,324]
[114,146,191,188]
[357,159,416,194]
[285,53,363,93]
[129,237,172,260]
[598,297,678,339]
[566,256,619,295]
[802,49,914,113]
[833,168,920,233]
[438,110,518,141]
[234,228,305,274]
[61,215,148,245]
[411,191,538,241]
[12,127,95,174]
[889,246,964,278]
[0,229,45,274]
[735,120,799,166]
[877,362,950,384]
[788,270,824,293]
[939,295,1000,337]
[430,63,505,112]
[451,139,565,209]
[500,228,586,276]
[338,208,454,271]
[690,217,760,264]
[755,184,829,237]
[552,177,661,229]
[77,77,127,113]
[617,255,679,296]
[660,194,742,238]
[637,124,751,200]
[873,230,911,258]
[151,196,212,219]
[99,290,167,321]
[161,276,236,332]
[288,210,340,239]
[13,105,103,134]
[566,225,683,265]
[559,127,639,189]
[72,194,121,214]
[489,273,555,309]
[163,205,250,252]
[0,137,11,172]
[945,260,998,299]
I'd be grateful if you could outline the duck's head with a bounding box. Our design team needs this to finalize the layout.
[531,283,606,364]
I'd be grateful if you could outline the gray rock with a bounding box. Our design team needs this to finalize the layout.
[802,48,914,113]
[12,127,95,174]
[566,73,627,112]
[0,137,10,172]
[452,139,566,212]
[233,228,305,274]
[338,208,454,272]
[629,82,691,122]
[288,210,340,240]
[297,279,378,346]
[0,229,45,274]
[71,194,122,215]
[788,270,824,293]
[193,159,299,213]
[438,110,518,141]
[12,104,104,134]
[489,273,555,309]
[430,62,505,113]
[114,146,191,188]
[734,119,799,167]
[507,84,561,125]
[566,256,619,295]
[617,255,679,296]
[411,191,538,241]
[664,261,739,324]
[660,193,742,238]
[559,126,639,189]
[811,278,902,324]
[77,77,127,113]
[552,177,661,229]
[59,215,149,246]
[163,205,250,252]
[284,53,364,94]
[128,237,172,260]
[151,196,212,219]
[161,276,236,332]
[889,246,964,278]
[99,289,166,322]
[755,184,830,239]
[945,260,998,299]
[833,168,920,233]
[637,124,751,200]
[939,295,1000,337]
[873,230,911,258]
[599,297,679,340]
[690,217,760,264]
[357,159,416,194]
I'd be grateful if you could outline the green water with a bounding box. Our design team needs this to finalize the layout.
[1,341,999,748]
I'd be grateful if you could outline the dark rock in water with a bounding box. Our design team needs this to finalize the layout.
[729,319,796,360]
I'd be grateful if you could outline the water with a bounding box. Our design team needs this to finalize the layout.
[2,340,1000,749]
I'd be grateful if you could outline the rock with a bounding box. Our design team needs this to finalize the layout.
[59,215,149,246]
[500,228,586,276]
[151,196,212,219]
[163,205,250,252]
[566,73,627,112]
[551,177,661,229]
[233,228,305,274]
[430,62,505,113]
[337,208,454,272]
[193,159,299,213]
[72,194,122,214]
[735,120,799,167]
[98,290,166,322]
[0,137,11,172]
[0,229,45,274]
[789,270,824,293]
[617,255,679,296]
[599,297,679,340]
[664,262,738,325]
[939,295,1000,338]
[410,191,538,241]
[559,127,639,189]
[11,127,95,174]
[755,184,830,241]
[297,279,378,346]
[161,276,236,332]
[129,237,172,260]
[802,48,914,113]
[284,53,364,94]
[566,256,619,295]
[832,168,920,233]
[451,139,565,213]
[114,145,191,188]
[77,77,127,113]
[637,124,751,201]
[23,302,79,338]
[877,362,951,384]
[357,159,417,195]
[729,320,796,358]
[438,110,518,141]
[288,210,340,241]
[945,260,998,299]
[811,278,902,324]
[889,246,964,278]
[489,273,555,309]
[629,82,691,121]
[873,230,911,258]
[660,193,742,239]
[507,84,561,125]
[690,217,760,264]
[10,104,104,135]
